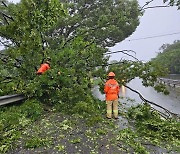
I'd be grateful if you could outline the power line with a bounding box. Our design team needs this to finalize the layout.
[143,5,171,10]
[125,32,180,42]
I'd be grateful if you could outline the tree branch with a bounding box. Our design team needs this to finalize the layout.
[59,22,111,49]
[141,0,154,9]
[1,80,12,84]
[124,85,180,119]
[0,11,14,21]
[0,38,12,47]
[2,1,8,7]
[140,0,177,10]
[104,50,139,61]
[2,13,9,25]
[40,32,46,51]
[0,31,20,47]
[89,60,126,68]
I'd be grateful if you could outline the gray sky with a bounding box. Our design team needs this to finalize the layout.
[110,0,180,61]
[9,0,19,3]
[3,0,180,62]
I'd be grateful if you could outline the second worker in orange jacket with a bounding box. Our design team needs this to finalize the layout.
[104,72,120,119]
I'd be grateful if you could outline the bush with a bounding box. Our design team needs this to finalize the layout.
[127,104,180,150]
[71,101,95,116]
[20,99,43,120]
[0,99,43,153]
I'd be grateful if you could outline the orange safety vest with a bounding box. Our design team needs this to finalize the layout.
[104,79,120,101]
[37,63,50,74]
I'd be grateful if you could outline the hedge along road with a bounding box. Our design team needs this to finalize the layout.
[92,77,180,115]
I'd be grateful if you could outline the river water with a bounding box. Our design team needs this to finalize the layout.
[93,75,180,115]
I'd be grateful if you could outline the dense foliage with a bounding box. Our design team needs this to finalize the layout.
[48,0,141,48]
[98,60,169,95]
[151,40,180,74]
[0,1,179,153]
[164,0,180,8]
[0,99,43,153]
[0,0,142,104]
[127,104,180,151]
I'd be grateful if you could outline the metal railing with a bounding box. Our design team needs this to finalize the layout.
[159,78,180,88]
[0,94,25,106]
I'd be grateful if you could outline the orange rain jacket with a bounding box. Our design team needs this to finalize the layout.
[104,79,120,101]
[37,63,50,75]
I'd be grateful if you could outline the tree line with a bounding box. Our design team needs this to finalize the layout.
[151,40,180,74]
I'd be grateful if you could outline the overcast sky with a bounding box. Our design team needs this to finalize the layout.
[4,0,180,62]
[110,0,180,61]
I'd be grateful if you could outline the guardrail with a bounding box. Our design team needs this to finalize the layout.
[0,94,25,106]
[158,78,180,88]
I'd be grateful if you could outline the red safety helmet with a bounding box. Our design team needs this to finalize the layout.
[108,72,115,77]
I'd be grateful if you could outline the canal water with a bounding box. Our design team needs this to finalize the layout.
[93,75,180,115]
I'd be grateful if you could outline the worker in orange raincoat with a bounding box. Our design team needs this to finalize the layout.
[37,60,50,75]
[104,72,120,119]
